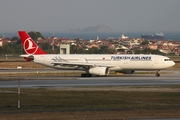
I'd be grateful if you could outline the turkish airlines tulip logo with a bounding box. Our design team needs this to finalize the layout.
[24,38,38,54]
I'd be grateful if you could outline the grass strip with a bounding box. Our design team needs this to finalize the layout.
[0,87,180,113]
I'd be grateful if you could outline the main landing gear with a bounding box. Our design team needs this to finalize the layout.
[155,70,160,77]
[81,73,92,77]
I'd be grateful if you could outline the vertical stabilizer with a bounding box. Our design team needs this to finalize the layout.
[18,31,46,54]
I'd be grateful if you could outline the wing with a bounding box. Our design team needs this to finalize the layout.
[51,61,117,68]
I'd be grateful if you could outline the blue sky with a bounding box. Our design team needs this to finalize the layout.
[0,0,180,33]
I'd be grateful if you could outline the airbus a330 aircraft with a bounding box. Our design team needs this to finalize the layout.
[18,31,175,77]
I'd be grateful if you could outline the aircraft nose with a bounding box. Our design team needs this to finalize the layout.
[171,61,175,67]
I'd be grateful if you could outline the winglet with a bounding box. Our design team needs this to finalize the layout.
[18,31,46,55]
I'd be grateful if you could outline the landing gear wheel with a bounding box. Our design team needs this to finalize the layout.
[155,73,160,77]
[155,70,160,77]
[81,74,92,77]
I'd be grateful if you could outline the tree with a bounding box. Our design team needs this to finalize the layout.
[141,40,149,45]
[99,46,108,54]
[107,48,117,54]
[40,42,52,53]
[87,47,100,54]
[28,31,44,41]
[2,43,21,55]
[134,48,165,55]
[70,45,78,54]
[11,36,19,41]
[70,45,87,54]
[0,47,3,55]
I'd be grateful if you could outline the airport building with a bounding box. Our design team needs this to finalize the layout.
[60,44,70,54]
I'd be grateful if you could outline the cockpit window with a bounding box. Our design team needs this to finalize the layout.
[164,59,171,61]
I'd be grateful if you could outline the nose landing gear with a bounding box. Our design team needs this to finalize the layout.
[155,70,160,77]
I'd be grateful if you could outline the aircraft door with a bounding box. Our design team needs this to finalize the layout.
[154,58,159,64]
[152,57,161,69]
[40,55,46,61]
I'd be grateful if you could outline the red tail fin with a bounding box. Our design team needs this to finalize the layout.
[18,31,46,54]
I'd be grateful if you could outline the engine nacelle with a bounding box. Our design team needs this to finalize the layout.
[89,67,109,76]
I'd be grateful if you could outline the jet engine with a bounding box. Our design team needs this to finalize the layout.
[88,67,109,76]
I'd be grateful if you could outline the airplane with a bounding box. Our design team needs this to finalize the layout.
[18,31,175,77]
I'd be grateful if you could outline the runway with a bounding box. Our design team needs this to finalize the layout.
[0,73,180,88]
[0,68,75,73]
[0,68,180,88]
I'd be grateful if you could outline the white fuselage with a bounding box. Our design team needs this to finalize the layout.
[30,54,175,71]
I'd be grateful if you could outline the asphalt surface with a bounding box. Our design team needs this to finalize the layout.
[1,69,180,120]
[0,69,180,88]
